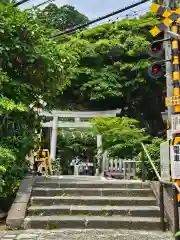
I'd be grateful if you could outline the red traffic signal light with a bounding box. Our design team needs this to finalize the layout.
[152,64,162,73]
[148,63,164,79]
[149,41,164,58]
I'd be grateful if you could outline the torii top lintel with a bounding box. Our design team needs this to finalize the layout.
[39,109,122,118]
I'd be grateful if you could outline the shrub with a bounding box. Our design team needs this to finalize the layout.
[0,146,29,198]
[137,138,163,180]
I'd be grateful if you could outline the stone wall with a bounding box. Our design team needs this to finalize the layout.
[6,175,35,230]
[150,181,178,233]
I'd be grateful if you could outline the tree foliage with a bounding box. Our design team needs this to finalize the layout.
[137,138,163,180]
[57,130,96,174]
[0,3,71,105]
[36,4,89,31]
[54,13,165,136]
[0,2,165,196]
[0,3,69,197]
[0,147,29,197]
[55,117,149,173]
[91,117,149,158]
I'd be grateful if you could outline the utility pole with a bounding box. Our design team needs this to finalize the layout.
[149,0,180,220]
[164,30,173,123]
[163,0,174,125]
[164,0,180,217]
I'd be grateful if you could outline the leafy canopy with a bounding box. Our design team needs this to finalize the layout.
[137,138,163,180]
[92,117,149,159]
[36,4,89,31]
[54,13,164,136]
[0,2,71,197]
[57,129,96,174]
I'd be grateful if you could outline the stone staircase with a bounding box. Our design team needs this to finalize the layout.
[24,176,168,231]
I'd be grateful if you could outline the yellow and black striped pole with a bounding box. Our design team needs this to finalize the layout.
[150,3,180,206]
[171,134,180,205]
[171,22,180,205]
[172,22,180,113]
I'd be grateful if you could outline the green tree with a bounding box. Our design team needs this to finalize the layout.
[0,0,10,3]
[56,130,96,174]
[91,117,149,159]
[55,13,164,136]
[137,138,163,180]
[0,3,70,106]
[37,4,89,31]
[0,3,70,197]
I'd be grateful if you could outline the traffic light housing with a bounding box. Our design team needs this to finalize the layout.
[148,38,165,79]
[148,62,165,79]
[149,41,164,58]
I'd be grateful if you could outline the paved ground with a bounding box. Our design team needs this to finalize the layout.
[0,229,174,240]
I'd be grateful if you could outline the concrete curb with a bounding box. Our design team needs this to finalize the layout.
[6,174,35,230]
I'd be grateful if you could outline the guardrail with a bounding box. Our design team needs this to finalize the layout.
[141,142,180,234]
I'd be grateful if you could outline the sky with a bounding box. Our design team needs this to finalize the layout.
[21,0,152,22]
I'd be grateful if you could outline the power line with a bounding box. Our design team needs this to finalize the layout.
[35,0,54,8]
[89,9,149,29]
[111,8,149,21]
[14,0,33,7]
[52,0,150,38]
[127,7,149,15]
[58,8,151,36]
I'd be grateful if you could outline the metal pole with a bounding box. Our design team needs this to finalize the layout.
[164,29,173,122]
[173,185,179,234]
[170,6,180,218]
[171,22,180,114]
[164,2,180,236]
[159,183,166,231]
[163,0,174,122]
[141,151,146,182]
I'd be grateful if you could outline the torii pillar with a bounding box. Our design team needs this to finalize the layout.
[50,116,58,161]
[96,134,102,176]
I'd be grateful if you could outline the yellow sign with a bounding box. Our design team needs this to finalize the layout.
[149,3,180,37]
[166,95,180,107]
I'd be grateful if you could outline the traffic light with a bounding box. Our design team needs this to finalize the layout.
[148,62,165,79]
[148,39,165,79]
[149,41,164,58]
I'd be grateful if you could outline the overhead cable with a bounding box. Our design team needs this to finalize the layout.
[14,0,33,7]
[35,0,54,8]
[92,8,149,27]
[52,0,150,38]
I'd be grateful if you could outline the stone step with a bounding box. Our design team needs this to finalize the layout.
[31,196,157,206]
[32,187,153,197]
[28,205,160,218]
[35,176,102,182]
[24,215,164,230]
[34,181,150,189]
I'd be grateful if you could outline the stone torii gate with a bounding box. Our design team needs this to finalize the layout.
[39,109,121,163]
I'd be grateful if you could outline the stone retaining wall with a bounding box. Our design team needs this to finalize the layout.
[6,175,35,230]
[150,181,178,233]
